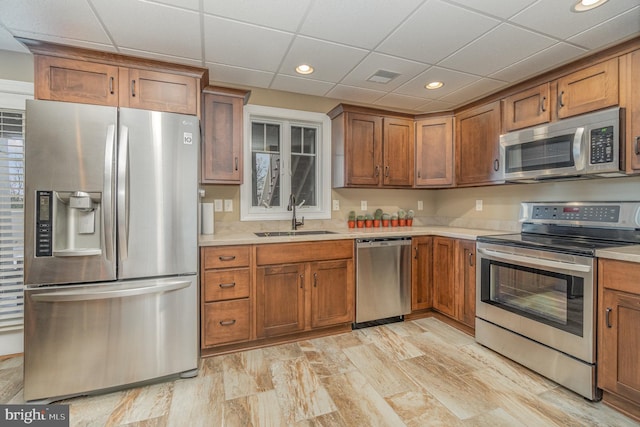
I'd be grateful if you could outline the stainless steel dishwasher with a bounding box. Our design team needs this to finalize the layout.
[355,237,412,327]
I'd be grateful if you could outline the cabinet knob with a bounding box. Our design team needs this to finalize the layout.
[605,307,613,328]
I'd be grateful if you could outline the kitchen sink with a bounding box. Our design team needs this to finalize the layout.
[254,230,337,237]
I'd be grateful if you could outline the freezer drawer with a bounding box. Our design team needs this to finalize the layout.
[23,275,198,402]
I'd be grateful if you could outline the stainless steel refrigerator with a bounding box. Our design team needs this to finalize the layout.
[23,100,199,402]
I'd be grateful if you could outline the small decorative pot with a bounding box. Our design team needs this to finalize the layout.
[356,220,365,228]
[348,220,355,229]
[391,219,398,227]
[406,219,413,226]
[365,219,373,228]
[399,219,406,227]
[373,219,381,227]
[382,219,389,227]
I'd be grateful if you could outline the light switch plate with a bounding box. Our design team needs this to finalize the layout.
[476,200,483,211]
[224,199,233,212]
[361,200,367,211]
[332,199,340,211]
[214,199,223,212]
[417,200,424,211]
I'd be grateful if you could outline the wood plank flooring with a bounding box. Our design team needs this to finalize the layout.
[1,317,638,426]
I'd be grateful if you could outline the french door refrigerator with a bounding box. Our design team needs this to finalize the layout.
[23,100,199,402]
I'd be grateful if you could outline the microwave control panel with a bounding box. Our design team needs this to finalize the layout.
[35,190,53,257]
[590,125,614,164]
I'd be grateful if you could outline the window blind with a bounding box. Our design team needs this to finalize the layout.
[0,109,24,331]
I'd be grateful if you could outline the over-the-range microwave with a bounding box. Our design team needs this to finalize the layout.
[500,107,624,182]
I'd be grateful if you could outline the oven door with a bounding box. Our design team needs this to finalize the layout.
[476,242,595,363]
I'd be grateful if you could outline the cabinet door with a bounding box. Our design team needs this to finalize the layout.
[621,49,640,172]
[310,259,354,328]
[411,236,433,311]
[35,56,119,106]
[456,240,476,328]
[383,117,414,187]
[415,117,453,187]
[346,113,382,186]
[203,299,250,347]
[455,101,502,186]
[556,58,618,119]
[201,93,243,183]
[599,289,640,402]
[256,264,305,338]
[503,83,551,132]
[432,237,456,317]
[124,68,198,115]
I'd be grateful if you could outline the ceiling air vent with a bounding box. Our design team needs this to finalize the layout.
[367,70,400,84]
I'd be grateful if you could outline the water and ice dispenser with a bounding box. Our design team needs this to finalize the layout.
[35,190,102,257]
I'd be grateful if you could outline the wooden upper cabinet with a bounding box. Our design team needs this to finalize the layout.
[455,101,502,186]
[383,117,415,186]
[556,58,619,119]
[35,56,119,106]
[346,112,383,186]
[415,116,454,187]
[502,83,551,132]
[122,68,198,115]
[620,49,640,173]
[201,87,249,184]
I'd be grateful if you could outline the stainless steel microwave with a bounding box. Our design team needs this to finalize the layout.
[500,107,623,182]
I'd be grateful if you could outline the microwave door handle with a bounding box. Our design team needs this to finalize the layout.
[477,248,592,273]
[573,127,585,171]
[103,124,116,261]
[117,125,129,261]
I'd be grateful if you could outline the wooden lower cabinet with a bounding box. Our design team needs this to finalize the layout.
[310,259,354,328]
[203,299,250,347]
[598,259,640,421]
[411,236,433,311]
[456,239,476,328]
[256,264,306,338]
[432,237,456,317]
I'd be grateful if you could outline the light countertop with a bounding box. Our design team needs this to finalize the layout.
[596,245,640,263]
[199,226,509,247]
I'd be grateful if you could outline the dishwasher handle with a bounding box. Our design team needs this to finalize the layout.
[356,237,411,248]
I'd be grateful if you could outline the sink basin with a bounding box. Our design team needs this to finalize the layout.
[254,230,337,237]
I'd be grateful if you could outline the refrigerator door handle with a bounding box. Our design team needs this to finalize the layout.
[117,125,130,260]
[104,124,116,261]
[30,279,191,302]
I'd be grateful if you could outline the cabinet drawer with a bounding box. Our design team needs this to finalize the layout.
[256,240,352,265]
[202,246,250,269]
[599,259,640,294]
[203,299,250,347]
[203,269,250,302]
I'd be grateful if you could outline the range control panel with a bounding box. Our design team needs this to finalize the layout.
[35,191,53,257]
[532,204,620,223]
[590,125,615,164]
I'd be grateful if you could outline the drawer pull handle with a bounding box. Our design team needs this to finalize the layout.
[219,319,236,326]
[218,255,236,261]
[605,307,613,328]
[219,282,236,289]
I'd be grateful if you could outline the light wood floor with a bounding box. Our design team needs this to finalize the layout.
[1,317,638,426]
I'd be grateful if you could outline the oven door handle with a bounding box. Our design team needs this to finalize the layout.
[477,248,592,273]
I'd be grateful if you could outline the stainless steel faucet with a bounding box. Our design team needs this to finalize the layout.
[287,193,304,230]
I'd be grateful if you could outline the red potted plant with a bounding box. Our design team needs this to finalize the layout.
[398,209,406,226]
[407,209,414,226]
[365,214,373,228]
[391,213,398,227]
[382,212,390,227]
[347,211,356,228]
[356,215,365,228]
[373,209,383,227]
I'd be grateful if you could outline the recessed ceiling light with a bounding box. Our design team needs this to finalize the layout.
[572,0,608,12]
[425,81,444,90]
[295,64,314,75]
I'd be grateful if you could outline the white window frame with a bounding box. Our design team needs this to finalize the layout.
[0,79,33,357]
[241,105,331,221]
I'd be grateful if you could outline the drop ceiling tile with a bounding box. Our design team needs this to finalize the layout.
[147,0,199,11]
[490,42,587,82]
[203,0,311,32]
[373,93,427,111]
[511,0,640,40]
[326,85,386,104]
[395,66,480,98]
[445,0,537,19]
[300,0,424,49]
[340,53,429,91]
[92,0,201,59]
[203,16,293,72]
[0,0,111,44]
[568,7,640,50]
[377,0,500,64]
[439,78,506,104]
[440,23,556,76]
[270,74,335,97]
[118,48,204,67]
[279,36,369,83]
[206,63,274,88]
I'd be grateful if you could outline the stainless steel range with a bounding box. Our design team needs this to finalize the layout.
[475,201,640,401]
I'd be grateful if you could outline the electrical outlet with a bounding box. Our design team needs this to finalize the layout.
[417,200,424,211]
[476,199,483,211]
[332,199,340,211]
[361,200,367,211]
[214,199,223,212]
[224,199,233,212]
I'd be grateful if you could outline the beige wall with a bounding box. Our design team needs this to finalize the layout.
[0,50,33,82]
